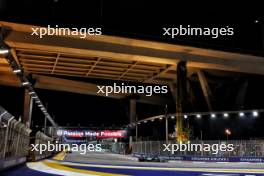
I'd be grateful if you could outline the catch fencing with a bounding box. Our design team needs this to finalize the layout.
[0,105,54,170]
[0,106,31,160]
[0,106,31,170]
[131,140,264,157]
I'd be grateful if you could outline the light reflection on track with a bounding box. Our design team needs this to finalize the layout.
[2,152,264,176]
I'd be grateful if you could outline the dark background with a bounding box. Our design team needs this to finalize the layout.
[0,0,263,53]
[0,0,264,140]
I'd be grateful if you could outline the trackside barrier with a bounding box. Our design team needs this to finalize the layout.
[111,142,127,154]
[0,106,55,170]
[28,131,54,161]
[0,106,31,171]
[131,140,264,163]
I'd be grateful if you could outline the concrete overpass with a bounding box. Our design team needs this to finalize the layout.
[1,22,264,83]
[1,21,264,107]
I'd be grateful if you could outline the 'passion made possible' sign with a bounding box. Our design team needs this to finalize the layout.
[56,129,127,138]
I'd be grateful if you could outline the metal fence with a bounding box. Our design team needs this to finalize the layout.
[111,142,127,154]
[0,106,31,160]
[27,131,54,161]
[131,140,264,157]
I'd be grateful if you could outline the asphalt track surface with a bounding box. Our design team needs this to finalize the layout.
[2,151,264,176]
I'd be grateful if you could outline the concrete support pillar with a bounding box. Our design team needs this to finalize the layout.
[176,61,187,141]
[235,80,248,109]
[169,82,177,103]
[197,70,213,111]
[128,98,137,152]
[165,116,168,143]
[129,98,137,142]
[23,89,33,128]
[129,99,136,124]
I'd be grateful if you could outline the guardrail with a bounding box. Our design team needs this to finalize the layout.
[27,131,54,161]
[0,106,55,170]
[0,106,31,171]
[130,140,264,162]
[111,142,127,154]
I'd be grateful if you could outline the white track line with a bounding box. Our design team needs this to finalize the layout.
[27,162,96,176]
[47,159,264,174]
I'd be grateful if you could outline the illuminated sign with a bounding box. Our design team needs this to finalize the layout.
[57,129,127,138]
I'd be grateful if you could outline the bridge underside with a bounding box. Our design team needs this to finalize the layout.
[1,21,264,106]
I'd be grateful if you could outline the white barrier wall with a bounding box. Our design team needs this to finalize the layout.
[0,106,31,171]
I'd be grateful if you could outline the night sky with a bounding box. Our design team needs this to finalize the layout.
[0,0,263,53]
[0,0,264,140]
